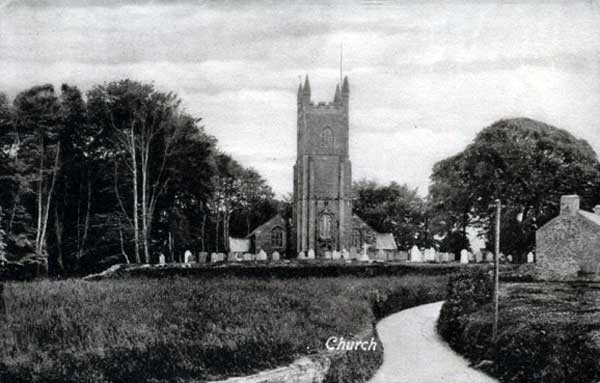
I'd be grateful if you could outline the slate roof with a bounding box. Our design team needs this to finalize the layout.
[246,214,285,238]
[376,233,397,250]
[578,210,600,227]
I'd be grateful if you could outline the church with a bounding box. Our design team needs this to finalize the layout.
[247,75,396,258]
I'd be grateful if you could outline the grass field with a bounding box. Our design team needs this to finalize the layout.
[0,274,447,383]
[439,272,600,383]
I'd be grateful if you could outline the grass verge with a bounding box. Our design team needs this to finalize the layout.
[0,274,447,383]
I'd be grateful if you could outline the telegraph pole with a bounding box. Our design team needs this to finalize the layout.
[492,199,501,343]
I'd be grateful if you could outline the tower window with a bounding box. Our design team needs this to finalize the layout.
[319,214,332,239]
[320,127,334,148]
[271,227,284,247]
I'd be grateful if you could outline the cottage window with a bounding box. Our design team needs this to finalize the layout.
[271,227,284,247]
[320,127,333,148]
[319,214,332,239]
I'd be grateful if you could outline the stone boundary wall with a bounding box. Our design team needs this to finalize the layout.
[207,326,381,383]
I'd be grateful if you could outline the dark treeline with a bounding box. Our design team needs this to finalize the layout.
[0,80,281,276]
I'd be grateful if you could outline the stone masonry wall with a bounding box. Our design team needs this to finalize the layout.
[536,214,600,280]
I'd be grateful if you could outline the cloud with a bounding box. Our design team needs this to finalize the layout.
[1,1,599,198]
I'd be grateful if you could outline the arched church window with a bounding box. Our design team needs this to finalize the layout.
[320,127,334,148]
[271,227,284,247]
[352,229,361,248]
[319,214,332,239]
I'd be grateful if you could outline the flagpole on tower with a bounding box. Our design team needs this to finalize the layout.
[340,42,343,86]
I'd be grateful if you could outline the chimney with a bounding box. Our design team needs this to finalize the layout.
[594,205,600,216]
[560,195,580,216]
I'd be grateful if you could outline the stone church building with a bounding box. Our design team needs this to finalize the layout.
[247,76,395,258]
[536,194,600,280]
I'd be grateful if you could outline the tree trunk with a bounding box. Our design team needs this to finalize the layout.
[39,143,60,258]
[130,127,141,263]
[201,214,206,252]
[119,226,130,264]
[53,204,64,274]
[215,213,220,252]
[35,137,44,254]
[78,175,92,262]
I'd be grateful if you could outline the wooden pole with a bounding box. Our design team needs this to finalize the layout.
[493,199,501,343]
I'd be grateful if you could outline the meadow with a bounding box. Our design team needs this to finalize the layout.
[0,274,447,383]
[438,270,600,383]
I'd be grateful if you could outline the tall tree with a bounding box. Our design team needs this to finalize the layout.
[13,85,62,265]
[353,179,430,249]
[429,118,600,256]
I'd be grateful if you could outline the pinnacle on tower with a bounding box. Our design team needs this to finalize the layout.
[303,75,311,96]
[341,76,349,95]
[297,82,303,97]
[333,84,341,103]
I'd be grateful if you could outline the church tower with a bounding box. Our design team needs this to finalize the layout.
[293,76,352,256]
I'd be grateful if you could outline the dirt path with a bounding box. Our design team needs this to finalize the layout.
[368,301,498,383]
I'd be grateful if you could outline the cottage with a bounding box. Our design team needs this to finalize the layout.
[536,195,600,280]
[246,214,288,255]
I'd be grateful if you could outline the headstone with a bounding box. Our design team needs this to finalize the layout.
[359,251,370,262]
[197,252,208,264]
[350,247,359,260]
[507,254,513,263]
[448,253,456,262]
[409,245,422,262]
[460,249,469,264]
[474,251,483,263]
[424,248,436,262]
[272,251,280,261]
[527,252,534,263]
[256,250,267,261]
[218,253,227,262]
[341,249,350,260]
[210,252,218,263]
[227,252,237,262]
[307,249,315,259]
[158,253,166,265]
[324,251,332,260]
[442,252,449,262]
[298,251,306,260]
[184,250,192,264]
[332,250,341,260]
[491,252,500,263]
[376,249,386,261]
[235,252,243,262]
[243,253,253,261]
[468,252,474,262]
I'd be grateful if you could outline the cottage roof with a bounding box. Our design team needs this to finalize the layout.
[246,214,285,238]
[376,233,397,250]
[578,210,600,227]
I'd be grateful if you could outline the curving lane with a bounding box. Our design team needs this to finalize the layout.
[369,301,498,383]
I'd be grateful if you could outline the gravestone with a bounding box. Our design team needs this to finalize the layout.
[496,252,503,263]
[332,250,341,260]
[227,252,237,262]
[256,250,267,261]
[243,253,253,261]
[298,251,306,260]
[460,249,469,264]
[350,248,359,260]
[396,251,408,262]
[198,252,208,264]
[359,251,370,262]
[468,252,474,262]
[442,252,449,262]
[307,249,315,259]
[527,252,535,263]
[158,253,166,265]
[184,250,192,264]
[474,251,483,263]
[409,245,422,262]
[324,251,332,260]
[341,249,350,260]
[507,254,513,263]
[272,251,280,261]
[217,253,226,262]
[424,248,436,262]
[377,249,386,261]
[210,253,218,263]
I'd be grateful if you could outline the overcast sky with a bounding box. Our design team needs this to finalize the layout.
[1,0,600,197]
